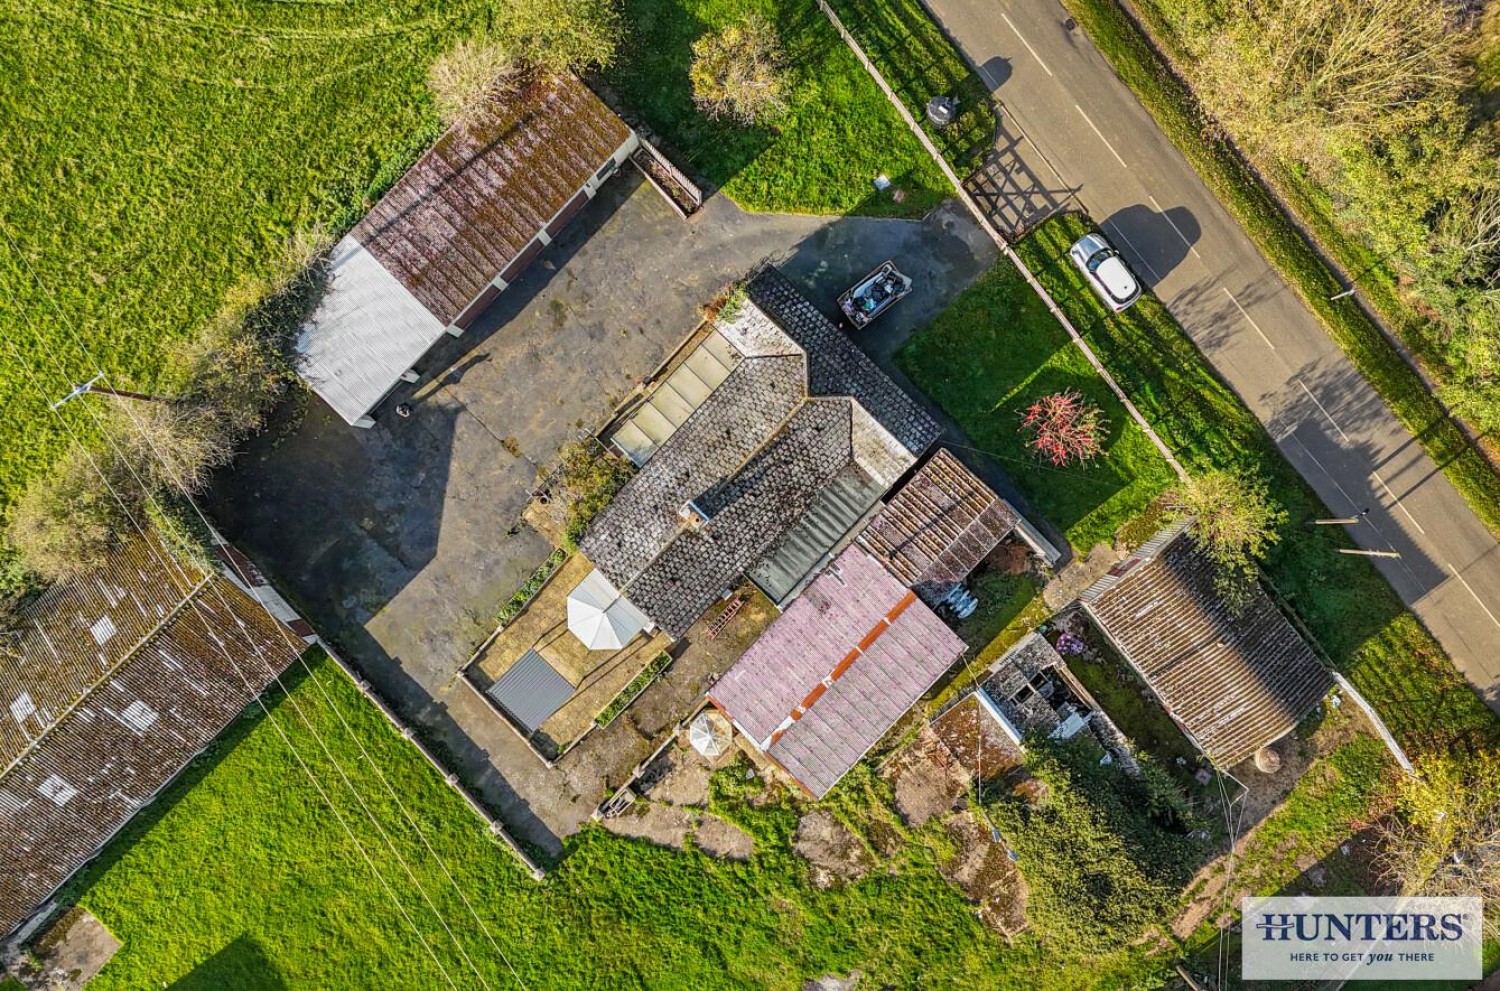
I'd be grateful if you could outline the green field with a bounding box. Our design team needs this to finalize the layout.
[72,651,1181,991]
[0,0,944,520]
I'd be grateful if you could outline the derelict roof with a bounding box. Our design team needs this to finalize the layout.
[859,448,1019,596]
[1079,524,1332,766]
[297,73,631,424]
[0,542,299,937]
[710,545,966,798]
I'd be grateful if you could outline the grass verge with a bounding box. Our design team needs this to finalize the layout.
[610,0,950,218]
[1016,214,1500,757]
[819,0,996,172]
[1054,0,1500,539]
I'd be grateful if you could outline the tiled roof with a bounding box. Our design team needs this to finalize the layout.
[353,73,630,325]
[581,271,941,639]
[859,449,1018,601]
[744,268,940,457]
[710,545,966,798]
[1080,527,1332,766]
[0,548,300,937]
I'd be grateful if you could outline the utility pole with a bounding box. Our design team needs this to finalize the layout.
[1338,548,1402,559]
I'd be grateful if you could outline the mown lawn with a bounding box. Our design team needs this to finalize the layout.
[72,651,1174,991]
[1015,214,1500,759]
[610,0,950,218]
[895,254,1177,553]
[0,0,944,517]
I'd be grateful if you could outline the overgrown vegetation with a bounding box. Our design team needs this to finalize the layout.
[1166,469,1287,611]
[1056,0,1500,537]
[689,14,789,125]
[553,440,635,551]
[426,39,521,127]
[610,0,951,217]
[988,737,1201,952]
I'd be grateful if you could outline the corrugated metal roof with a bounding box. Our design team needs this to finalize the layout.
[487,649,574,733]
[1081,526,1332,766]
[710,545,966,798]
[297,73,632,424]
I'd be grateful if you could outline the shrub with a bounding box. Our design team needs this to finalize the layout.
[555,440,634,550]
[1166,469,1287,610]
[427,38,521,128]
[689,14,789,125]
[502,0,622,72]
[1020,390,1107,466]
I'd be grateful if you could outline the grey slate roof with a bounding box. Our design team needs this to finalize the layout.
[744,268,940,457]
[859,449,1019,603]
[709,545,966,798]
[1,541,299,937]
[580,270,941,639]
[1080,526,1333,766]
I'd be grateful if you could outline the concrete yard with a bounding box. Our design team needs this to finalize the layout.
[211,169,998,855]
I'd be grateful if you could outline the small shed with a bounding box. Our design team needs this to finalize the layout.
[1079,523,1333,766]
[297,73,639,426]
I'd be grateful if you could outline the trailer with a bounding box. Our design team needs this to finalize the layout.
[838,260,913,329]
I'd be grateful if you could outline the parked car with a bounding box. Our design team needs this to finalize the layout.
[838,260,913,328]
[1068,232,1141,312]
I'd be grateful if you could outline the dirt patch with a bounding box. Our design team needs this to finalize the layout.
[883,726,969,828]
[793,809,876,888]
[938,811,1028,936]
[803,974,862,991]
[15,907,121,990]
[1042,543,1126,610]
[637,746,713,808]
[601,803,753,861]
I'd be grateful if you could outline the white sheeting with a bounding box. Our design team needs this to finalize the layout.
[566,568,652,650]
[296,235,448,425]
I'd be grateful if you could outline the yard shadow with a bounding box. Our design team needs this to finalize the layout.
[1100,202,1201,287]
[170,935,286,991]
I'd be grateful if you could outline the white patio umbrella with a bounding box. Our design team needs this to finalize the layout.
[567,568,651,650]
[689,710,733,758]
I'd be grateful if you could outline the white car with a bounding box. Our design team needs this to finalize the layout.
[1068,232,1141,313]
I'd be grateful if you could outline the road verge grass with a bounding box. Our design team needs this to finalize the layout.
[1017,214,1499,757]
[1055,0,1500,538]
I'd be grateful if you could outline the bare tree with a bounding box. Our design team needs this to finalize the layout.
[690,14,789,126]
[1019,390,1107,466]
[427,37,521,128]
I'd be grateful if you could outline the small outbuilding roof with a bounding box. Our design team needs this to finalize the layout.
[0,537,300,937]
[859,448,1019,601]
[709,545,966,798]
[298,73,633,424]
[1079,523,1332,766]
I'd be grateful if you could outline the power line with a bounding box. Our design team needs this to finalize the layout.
[0,253,498,988]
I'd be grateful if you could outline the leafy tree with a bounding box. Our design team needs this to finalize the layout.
[1378,751,1500,938]
[1020,390,1107,466]
[689,15,789,126]
[1167,469,1286,610]
[501,0,623,73]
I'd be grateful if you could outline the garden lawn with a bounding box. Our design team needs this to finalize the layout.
[73,651,1177,991]
[0,0,943,518]
[1015,214,1500,758]
[895,258,1177,553]
[610,0,950,219]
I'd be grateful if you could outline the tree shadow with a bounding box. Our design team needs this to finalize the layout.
[1101,202,1201,287]
[170,935,287,991]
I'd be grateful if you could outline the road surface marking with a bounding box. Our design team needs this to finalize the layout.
[1074,104,1127,168]
[1295,379,1352,443]
[1148,194,1202,259]
[1001,13,1054,77]
[1372,470,1426,535]
[1100,219,1161,283]
[1446,561,1500,631]
[1288,434,1414,580]
[1221,287,1276,352]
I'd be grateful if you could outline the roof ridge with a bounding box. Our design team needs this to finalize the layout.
[0,574,214,784]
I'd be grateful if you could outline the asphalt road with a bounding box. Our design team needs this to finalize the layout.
[924,0,1500,711]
